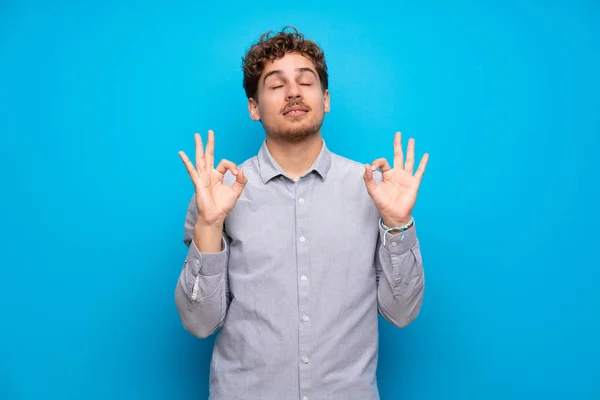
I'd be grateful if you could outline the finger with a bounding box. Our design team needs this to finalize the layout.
[415,153,429,181]
[205,130,215,169]
[231,167,248,195]
[363,164,377,194]
[405,138,415,173]
[371,158,392,173]
[393,132,404,168]
[195,133,206,172]
[215,159,238,176]
[178,151,199,180]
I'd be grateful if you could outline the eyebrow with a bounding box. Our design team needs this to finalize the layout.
[262,67,318,85]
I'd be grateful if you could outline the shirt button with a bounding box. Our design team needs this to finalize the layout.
[194,259,200,265]
[302,315,309,322]
[391,242,397,247]
[301,275,307,281]
[302,356,309,363]
[298,198,304,203]
[303,397,308,400]
[299,236,306,242]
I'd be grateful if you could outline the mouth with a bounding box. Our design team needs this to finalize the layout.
[283,105,309,117]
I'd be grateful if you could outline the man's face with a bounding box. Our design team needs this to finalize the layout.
[248,52,330,142]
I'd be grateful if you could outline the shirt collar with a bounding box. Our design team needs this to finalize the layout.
[258,138,332,184]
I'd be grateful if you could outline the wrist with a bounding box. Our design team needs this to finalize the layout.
[193,221,225,253]
[380,216,414,243]
[382,216,412,228]
[195,219,224,231]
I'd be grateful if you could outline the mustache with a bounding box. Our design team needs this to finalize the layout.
[281,101,312,113]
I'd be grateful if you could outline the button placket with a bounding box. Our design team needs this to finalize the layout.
[295,176,312,398]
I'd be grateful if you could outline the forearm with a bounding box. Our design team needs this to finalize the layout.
[175,235,230,339]
[376,222,425,328]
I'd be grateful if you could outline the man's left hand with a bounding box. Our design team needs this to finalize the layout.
[363,132,429,227]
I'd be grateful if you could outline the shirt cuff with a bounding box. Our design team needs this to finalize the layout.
[378,219,418,253]
[186,236,229,276]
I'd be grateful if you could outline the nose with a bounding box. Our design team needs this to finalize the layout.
[286,82,302,101]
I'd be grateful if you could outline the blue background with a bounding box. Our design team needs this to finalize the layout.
[1,0,599,399]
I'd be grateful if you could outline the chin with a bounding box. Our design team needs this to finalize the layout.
[271,121,322,142]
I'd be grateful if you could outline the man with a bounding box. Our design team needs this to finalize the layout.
[175,26,429,400]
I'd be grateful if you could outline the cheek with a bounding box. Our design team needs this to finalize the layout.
[259,92,280,111]
[258,99,282,124]
[308,93,325,112]
[260,101,278,116]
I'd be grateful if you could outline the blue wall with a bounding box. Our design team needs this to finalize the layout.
[1,1,599,399]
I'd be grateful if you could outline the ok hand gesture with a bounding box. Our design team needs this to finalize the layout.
[179,130,247,226]
[363,132,429,227]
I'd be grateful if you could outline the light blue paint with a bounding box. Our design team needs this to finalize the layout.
[1,0,598,399]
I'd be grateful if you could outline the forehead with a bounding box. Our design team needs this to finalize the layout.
[261,52,317,77]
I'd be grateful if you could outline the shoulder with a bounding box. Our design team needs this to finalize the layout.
[329,152,383,184]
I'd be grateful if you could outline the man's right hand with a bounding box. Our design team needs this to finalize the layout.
[179,130,247,230]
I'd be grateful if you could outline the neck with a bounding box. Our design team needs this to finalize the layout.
[265,132,324,181]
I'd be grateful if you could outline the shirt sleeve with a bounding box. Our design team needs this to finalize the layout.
[374,218,425,328]
[174,194,231,339]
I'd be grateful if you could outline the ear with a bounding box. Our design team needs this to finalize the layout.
[248,98,261,121]
[323,89,330,113]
